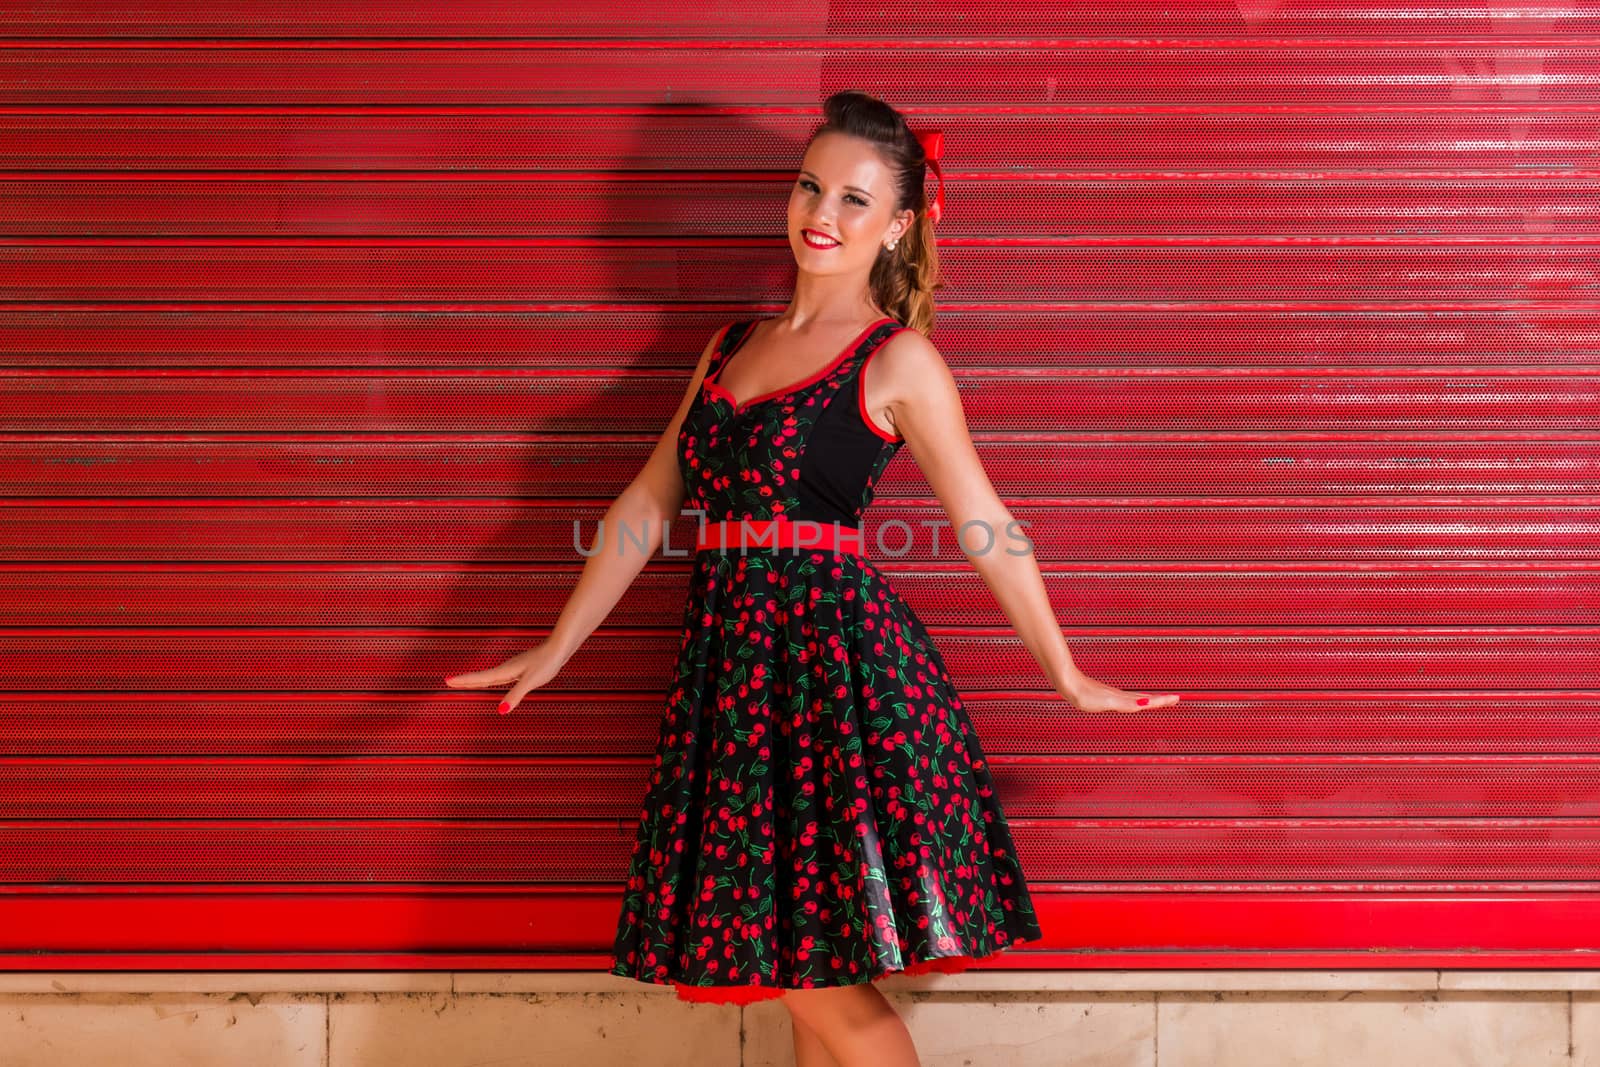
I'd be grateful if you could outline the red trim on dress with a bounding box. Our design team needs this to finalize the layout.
[705,317,895,415]
[674,981,790,1005]
[695,517,865,556]
[857,326,905,442]
[669,953,980,1005]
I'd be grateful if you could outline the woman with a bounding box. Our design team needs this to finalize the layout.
[448,90,1180,1067]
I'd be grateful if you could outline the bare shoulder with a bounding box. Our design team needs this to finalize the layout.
[863,325,957,441]
[872,325,950,395]
[877,323,944,364]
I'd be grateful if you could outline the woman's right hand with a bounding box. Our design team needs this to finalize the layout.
[444,639,570,715]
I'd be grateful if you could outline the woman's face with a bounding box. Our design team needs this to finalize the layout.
[787,132,913,276]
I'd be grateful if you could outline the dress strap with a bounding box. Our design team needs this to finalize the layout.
[833,317,906,379]
[830,319,908,442]
[784,317,903,403]
[705,320,755,379]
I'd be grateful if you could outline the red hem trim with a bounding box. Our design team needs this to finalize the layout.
[674,980,790,1005]
[892,953,977,977]
[667,953,983,1005]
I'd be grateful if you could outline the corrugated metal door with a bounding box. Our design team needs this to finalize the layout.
[3,4,1599,970]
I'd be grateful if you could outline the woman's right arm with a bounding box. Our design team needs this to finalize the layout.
[541,326,723,662]
[443,325,727,712]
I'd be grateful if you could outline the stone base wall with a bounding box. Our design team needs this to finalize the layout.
[4,970,1599,1065]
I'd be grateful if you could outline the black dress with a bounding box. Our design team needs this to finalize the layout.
[609,317,1043,1004]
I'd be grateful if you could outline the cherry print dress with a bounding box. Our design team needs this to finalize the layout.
[609,316,1044,1005]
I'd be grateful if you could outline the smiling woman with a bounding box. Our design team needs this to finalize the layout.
[608,94,1050,1030]
[446,85,1175,1067]
[609,312,1045,1011]
[462,85,1130,1067]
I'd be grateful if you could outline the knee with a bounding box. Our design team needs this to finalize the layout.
[783,982,887,1031]
[781,987,825,1028]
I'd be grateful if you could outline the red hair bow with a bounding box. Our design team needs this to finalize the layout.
[915,129,944,225]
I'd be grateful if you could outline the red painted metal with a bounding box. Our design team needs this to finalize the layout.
[5,893,1600,969]
[2,4,1598,972]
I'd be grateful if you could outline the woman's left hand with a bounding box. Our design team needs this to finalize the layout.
[1058,672,1181,714]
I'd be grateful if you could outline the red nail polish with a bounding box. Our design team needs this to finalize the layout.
[1136,697,1149,706]
[498,701,510,715]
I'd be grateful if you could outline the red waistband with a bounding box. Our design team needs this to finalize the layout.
[696,519,864,556]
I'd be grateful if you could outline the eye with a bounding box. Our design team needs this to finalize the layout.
[798,179,867,206]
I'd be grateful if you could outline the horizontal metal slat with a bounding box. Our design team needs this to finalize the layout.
[4,626,1600,689]
[0,563,1596,627]
[0,501,1592,561]
[9,174,1600,237]
[5,820,1600,883]
[0,308,1592,369]
[3,437,1600,496]
[7,754,1600,819]
[6,45,1600,106]
[8,2,1600,39]
[4,243,1598,303]
[4,690,1599,756]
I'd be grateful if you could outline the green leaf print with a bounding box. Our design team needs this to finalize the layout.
[609,319,1045,1001]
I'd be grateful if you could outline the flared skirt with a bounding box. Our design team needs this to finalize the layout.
[609,547,1043,1004]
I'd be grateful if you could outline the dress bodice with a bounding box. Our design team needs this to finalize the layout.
[677,317,908,529]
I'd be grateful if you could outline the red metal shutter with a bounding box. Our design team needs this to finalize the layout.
[3,4,1599,971]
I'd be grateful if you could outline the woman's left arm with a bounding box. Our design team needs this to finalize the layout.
[868,328,1180,714]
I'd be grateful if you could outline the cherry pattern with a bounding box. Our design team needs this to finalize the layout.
[609,319,1043,1004]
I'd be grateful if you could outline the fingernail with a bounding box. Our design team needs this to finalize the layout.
[498,701,510,715]
[1136,698,1149,706]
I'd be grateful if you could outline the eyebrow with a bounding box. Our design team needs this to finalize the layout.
[798,170,873,198]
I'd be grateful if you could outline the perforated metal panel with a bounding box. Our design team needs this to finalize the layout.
[3,3,1600,972]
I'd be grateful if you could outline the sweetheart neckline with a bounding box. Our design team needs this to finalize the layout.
[703,316,896,414]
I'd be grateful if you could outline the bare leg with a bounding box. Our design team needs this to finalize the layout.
[783,982,920,1067]
[789,1009,839,1067]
